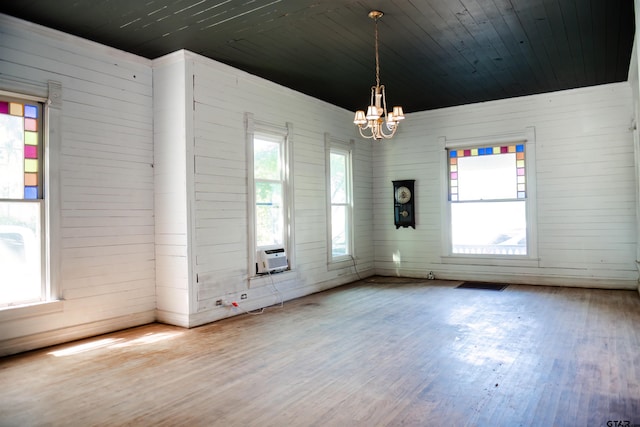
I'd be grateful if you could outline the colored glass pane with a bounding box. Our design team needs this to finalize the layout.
[24,145,37,159]
[0,101,8,114]
[0,113,24,199]
[24,187,38,199]
[24,131,38,145]
[24,118,37,131]
[24,159,38,173]
[448,144,525,200]
[9,103,23,116]
[517,191,525,199]
[24,105,37,118]
[24,173,38,186]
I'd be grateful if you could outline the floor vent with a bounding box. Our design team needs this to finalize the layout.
[456,282,508,291]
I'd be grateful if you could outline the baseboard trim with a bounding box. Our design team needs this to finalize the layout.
[374,268,637,290]
[0,311,155,357]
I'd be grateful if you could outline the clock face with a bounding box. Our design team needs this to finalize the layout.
[395,186,412,204]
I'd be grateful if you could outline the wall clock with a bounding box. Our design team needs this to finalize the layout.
[393,180,415,229]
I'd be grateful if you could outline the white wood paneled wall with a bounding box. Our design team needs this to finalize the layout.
[153,52,374,327]
[374,83,638,289]
[153,53,192,326]
[0,15,155,356]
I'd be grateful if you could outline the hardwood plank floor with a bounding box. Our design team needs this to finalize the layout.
[1,277,640,426]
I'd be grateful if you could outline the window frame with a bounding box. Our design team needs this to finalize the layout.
[325,134,355,265]
[245,113,294,277]
[439,128,539,267]
[0,83,61,310]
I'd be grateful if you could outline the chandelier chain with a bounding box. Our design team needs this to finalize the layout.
[374,16,380,88]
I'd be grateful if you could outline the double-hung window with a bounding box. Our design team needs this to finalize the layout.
[254,133,286,249]
[0,94,45,306]
[246,113,293,275]
[328,147,353,260]
[443,129,537,260]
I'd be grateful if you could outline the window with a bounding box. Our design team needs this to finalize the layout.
[0,94,45,306]
[254,133,286,248]
[443,129,537,260]
[245,113,293,276]
[329,148,352,259]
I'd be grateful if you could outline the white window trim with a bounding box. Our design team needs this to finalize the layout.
[0,81,63,313]
[325,133,355,269]
[439,127,539,267]
[245,113,295,278]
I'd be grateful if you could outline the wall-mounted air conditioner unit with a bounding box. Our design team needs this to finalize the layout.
[257,247,288,274]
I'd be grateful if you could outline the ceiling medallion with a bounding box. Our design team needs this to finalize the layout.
[353,10,405,140]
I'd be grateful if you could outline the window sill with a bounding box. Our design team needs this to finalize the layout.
[0,300,64,322]
[440,255,540,268]
[249,269,296,285]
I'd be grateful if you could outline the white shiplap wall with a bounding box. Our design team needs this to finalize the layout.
[373,83,638,289]
[152,52,374,327]
[0,15,155,356]
[153,52,192,326]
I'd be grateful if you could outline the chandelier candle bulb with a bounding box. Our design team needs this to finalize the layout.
[353,10,405,140]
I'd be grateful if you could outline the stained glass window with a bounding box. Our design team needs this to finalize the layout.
[447,144,527,256]
[449,144,524,202]
[0,100,42,200]
[0,95,44,306]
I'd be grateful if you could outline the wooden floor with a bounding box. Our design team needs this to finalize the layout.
[2,277,640,426]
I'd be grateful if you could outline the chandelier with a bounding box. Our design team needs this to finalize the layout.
[353,10,405,140]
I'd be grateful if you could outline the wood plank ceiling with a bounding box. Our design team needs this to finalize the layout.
[0,0,634,113]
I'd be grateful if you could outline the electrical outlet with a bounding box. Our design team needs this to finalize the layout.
[241,293,248,300]
[215,299,223,306]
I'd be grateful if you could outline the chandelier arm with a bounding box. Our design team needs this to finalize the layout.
[358,125,375,140]
[378,122,398,139]
[381,85,388,119]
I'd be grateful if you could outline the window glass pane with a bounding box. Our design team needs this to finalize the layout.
[0,202,42,305]
[0,113,25,199]
[255,181,283,247]
[330,152,347,203]
[451,201,526,255]
[331,205,347,257]
[457,153,517,200]
[254,138,281,180]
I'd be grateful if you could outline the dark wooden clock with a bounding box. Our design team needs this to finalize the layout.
[393,180,415,229]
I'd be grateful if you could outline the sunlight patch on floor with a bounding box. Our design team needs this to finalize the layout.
[47,331,184,357]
